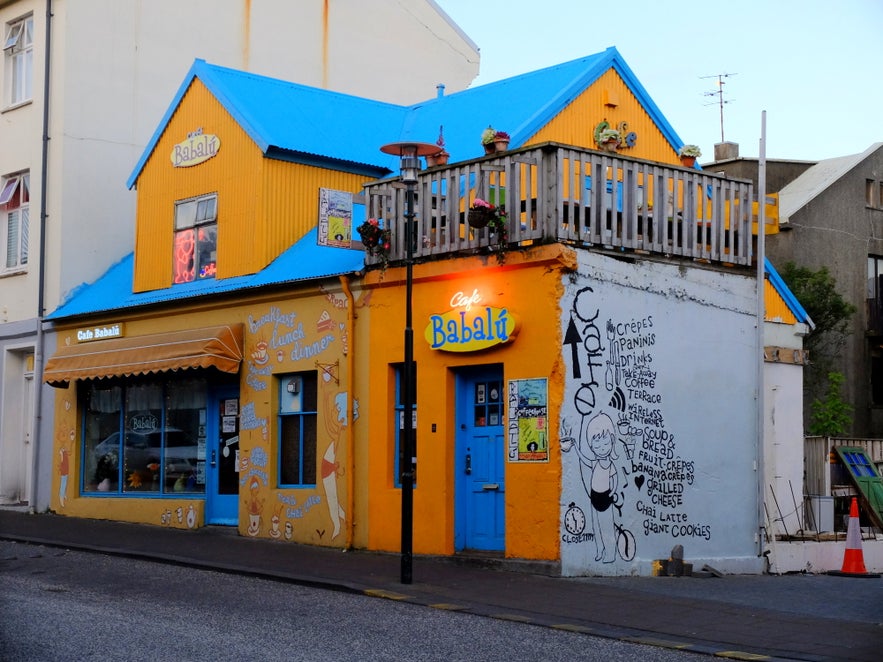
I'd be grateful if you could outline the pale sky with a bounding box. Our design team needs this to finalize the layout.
[435,0,882,162]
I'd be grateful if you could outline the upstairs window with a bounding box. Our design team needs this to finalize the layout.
[173,193,217,283]
[4,15,33,106]
[868,256,883,333]
[1,172,29,271]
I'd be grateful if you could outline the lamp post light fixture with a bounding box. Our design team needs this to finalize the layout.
[379,141,438,585]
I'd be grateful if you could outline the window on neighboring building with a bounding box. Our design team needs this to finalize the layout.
[81,378,207,496]
[393,363,417,488]
[868,256,883,333]
[1,172,29,271]
[4,15,33,106]
[279,372,318,487]
[173,193,217,283]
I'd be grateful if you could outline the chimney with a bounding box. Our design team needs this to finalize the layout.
[436,84,445,99]
[714,142,739,161]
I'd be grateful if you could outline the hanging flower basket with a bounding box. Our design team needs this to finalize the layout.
[468,207,494,228]
[356,218,390,270]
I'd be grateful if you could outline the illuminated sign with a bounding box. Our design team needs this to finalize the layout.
[171,128,220,167]
[424,290,517,352]
[77,323,124,342]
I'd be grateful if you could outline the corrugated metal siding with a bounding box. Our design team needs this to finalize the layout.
[261,160,365,263]
[133,80,260,292]
[765,279,798,324]
[133,80,366,292]
[527,69,678,165]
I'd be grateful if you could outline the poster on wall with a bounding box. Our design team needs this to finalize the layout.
[507,378,548,462]
[317,188,353,248]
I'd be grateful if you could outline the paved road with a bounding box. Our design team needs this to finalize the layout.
[1,541,699,662]
[1,509,881,661]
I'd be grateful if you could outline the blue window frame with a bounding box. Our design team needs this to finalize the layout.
[278,372,318,487]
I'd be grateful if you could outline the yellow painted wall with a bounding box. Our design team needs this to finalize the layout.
[354,245,577,561]
[528,69,680,165]
[132,79,367,293]
[49,283,355,547]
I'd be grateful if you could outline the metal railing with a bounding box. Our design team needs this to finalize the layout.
[363,142,756,267]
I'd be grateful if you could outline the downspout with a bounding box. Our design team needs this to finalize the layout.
[29,0,53,512]
[756,111,767,561]
[339,274,356,549]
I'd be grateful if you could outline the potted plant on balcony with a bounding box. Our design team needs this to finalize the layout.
[426,125,450,167]
[468,198,509,262]
[597,128,621,152]
[481,126,497,155]
[493,130,510,152]
[356,217,390,270]
[678,144,701,167]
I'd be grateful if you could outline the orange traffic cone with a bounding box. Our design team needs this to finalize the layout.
[828,498,880,578]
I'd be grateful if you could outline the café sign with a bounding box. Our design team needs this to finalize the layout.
[171,128,220,168]
[424,289,517,352]
[77,323,124,343]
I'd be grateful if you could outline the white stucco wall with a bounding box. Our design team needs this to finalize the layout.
[559,251,764,576]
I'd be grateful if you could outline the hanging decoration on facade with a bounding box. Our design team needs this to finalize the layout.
[593,120,637,152]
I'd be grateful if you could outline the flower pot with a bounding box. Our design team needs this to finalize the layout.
[468,208,492,228]
[494,139,510,153]
[602,139,619,153]
[680,155,696,168]
[428,151,449,166]
[482,142,495,155]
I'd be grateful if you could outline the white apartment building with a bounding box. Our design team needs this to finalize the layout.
[0,0,478,509]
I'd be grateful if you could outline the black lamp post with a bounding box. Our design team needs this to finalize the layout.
[379,141,437,584]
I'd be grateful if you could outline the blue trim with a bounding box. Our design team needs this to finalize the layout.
[765,258,814,328]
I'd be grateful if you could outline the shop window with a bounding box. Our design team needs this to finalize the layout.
[81,378,207,496]
[393,363,417,488]
[3,15,33,107]
[1,172,29,271]
[173,193,217,283]
[279,372,318,487]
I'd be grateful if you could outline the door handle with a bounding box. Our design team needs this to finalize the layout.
[211,449,217,467]
[464,453,472,475]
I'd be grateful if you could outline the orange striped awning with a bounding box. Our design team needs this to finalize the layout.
[44,324,243,387]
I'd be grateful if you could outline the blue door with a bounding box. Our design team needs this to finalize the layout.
[205,387,239,525]
[455,366,505,551]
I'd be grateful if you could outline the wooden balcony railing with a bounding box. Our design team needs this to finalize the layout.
[363,142,756,267]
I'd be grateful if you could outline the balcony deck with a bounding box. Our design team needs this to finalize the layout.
[363,142,760,268]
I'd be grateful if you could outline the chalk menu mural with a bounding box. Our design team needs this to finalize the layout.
[559,254,758,575]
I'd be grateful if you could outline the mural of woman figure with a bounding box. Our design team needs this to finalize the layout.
[576,412,619,562]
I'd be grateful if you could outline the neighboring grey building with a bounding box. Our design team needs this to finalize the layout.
[711,143,883,437]
[0,0,479,510]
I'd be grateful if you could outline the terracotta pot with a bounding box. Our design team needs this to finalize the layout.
[432,151,449,166]
[494,139,510,153]
[680,155,696,168]
[482,142,495,155]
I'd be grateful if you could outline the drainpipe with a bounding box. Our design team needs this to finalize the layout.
[339,274,356,549]
[29,0,53,512]
[756,111,767,560]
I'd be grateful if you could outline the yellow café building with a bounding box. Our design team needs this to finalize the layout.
[43,51,804,576]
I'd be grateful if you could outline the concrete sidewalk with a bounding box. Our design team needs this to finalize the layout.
[1,509,880,661]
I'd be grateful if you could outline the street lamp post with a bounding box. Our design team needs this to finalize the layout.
[379,141,438,584]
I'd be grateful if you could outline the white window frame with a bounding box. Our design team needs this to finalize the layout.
[4,15,33,107]
[1,172,29,273]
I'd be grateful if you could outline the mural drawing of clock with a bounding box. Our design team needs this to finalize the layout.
[564,502,586,535]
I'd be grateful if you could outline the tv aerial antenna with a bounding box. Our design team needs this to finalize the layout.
[701,72,736,143]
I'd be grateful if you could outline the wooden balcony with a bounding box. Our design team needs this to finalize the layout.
[363,142,757,268]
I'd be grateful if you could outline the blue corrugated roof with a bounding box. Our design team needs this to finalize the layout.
[47,229,365,321]
[128,47,686,188]
[64,46,691,323]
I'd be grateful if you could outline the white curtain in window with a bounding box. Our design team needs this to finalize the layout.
[6,210,18,268]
